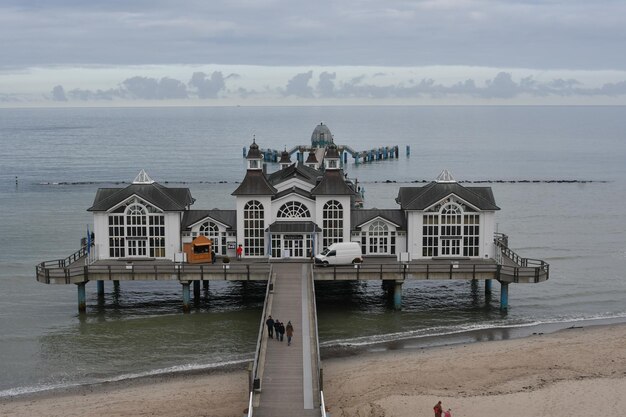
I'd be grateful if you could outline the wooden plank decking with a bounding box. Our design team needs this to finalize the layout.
[254,263,321,417]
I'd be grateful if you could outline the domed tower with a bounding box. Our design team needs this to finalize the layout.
[246,137,263,170]
[279,147,292,170]
[311,122,333,148]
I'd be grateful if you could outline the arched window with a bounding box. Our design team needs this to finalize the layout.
[277,201,311,218]
[422,201,480,257]
[244,200,265,256]
[199,221,221,254]
[126,204,147,238]
[322,200,343,249]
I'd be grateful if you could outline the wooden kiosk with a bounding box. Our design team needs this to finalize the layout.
[183,235,214,264]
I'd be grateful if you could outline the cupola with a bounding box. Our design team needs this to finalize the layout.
[305,149,319,170]
[324,143,340,170]
[279,147,291,170]
[246,137,263,170]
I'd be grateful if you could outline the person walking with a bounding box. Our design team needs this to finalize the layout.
[274,320,281,341]
[278,321,285,342]
[286,321,294,346]
[443,408,452,417]
[266,316,274,339]
[236,244,243,260]
[433,401,443,417]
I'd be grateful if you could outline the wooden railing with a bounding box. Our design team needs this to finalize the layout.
[494,234,550,283]
[36,262,273,284]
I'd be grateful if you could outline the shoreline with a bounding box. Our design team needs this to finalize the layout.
[2,321,626,416]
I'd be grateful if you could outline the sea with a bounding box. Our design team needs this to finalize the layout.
[0,105,625,397]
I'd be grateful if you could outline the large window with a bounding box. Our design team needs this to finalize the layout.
[107,200,166,258]
[361,220,396,255]
[422,200,480,258]
[244,200,265,256]
[277,201,311,218]
[199,221,222,255]
[322,200,343,249]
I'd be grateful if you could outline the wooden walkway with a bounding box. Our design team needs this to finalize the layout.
[254,263,321,417]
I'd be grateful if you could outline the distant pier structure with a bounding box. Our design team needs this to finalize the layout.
[242,122,405,166]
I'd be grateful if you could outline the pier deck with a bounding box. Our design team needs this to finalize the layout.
[252,263,321,417]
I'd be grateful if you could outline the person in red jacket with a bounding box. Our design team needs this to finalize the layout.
[433,401,443,417]
[236,244,243,260]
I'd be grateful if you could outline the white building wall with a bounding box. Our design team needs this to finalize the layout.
[314,195,352,252]
[235,195,272,257]
[93,212,109,260]
[406,211,422,258]
[482,211,496,258]
[164,212,182,260]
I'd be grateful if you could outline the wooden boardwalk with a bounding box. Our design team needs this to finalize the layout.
[254,263,321,417]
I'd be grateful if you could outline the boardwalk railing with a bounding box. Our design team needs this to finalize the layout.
[494,235,550,283]
[36,261,272,284]
[310,268,326,416]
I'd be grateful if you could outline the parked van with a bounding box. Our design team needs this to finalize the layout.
[314,242,363,266]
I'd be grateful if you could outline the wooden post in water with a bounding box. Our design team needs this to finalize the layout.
[500,281,509,311]
[113,280,120,292]
[393,280,403,310]
[77,282,86,313]
[97,280,105,297]
[485,279,492,295]
[182,282,191,313]
[193,280,201,303]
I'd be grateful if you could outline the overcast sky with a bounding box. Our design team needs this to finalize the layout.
[2,0,626,105]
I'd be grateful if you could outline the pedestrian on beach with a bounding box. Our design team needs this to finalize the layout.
[286,321,294,346]
[236,244,243,260]
[443,408,452,417]
[433,401,443,417]
[274,320,281,341]
[266,316,274,339]
[278,321,285,342]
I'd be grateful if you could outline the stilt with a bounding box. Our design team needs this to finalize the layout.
[203,280,209,291]
[97,280,105,297]
[393,280,403,310]
[406,145,411,156]
[77,282,87,313]
[182,282,191,313]
[193,280,201,303]
[485,279,492,295]
[500,281,509,311]
[113,280,120,292]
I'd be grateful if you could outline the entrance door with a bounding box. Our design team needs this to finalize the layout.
[440,238,461,256]
[127,239,147,257]
[283,235,304,257]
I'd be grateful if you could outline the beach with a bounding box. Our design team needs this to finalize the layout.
[2,322,624,417]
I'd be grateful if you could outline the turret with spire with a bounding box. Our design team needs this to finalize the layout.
[279,147,292,170]
[246,136,263,170]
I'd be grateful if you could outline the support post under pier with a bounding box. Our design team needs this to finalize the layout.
[393,280,403,310]
[77,282,86,313]
[203,280,209,291]
[193,280,200,303]
[182,282,191,313]
[485,279,492,295]
[113,280,120,292]
[97,280,105,297]
[500,281,509,311]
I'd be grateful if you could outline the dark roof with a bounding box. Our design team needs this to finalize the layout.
[351,209,406,230]
[232,170,277,196]
[325,143,340,159]
[182,209,237,230]
[246,140,262,159]
[267,221,321,233]
[272,187,314,201]
[396,182,500,211]
[267,162,320,186]
[305,151,318,163]
[311,170,357,196]
[88,182,193,212]
[279,150,291,164]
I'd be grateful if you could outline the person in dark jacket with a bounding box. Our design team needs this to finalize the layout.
[266,316,274,339]
[278,321,285,342]
[274,320,281,341]
[286,321,294,346]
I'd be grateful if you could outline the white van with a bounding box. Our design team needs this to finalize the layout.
[314,242,363,266]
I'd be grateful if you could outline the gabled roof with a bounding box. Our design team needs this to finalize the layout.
[232,170,277,196]
[311,170,357,196]
[267,162,320,186]
[182,209,237,230]
[351,209,406,230]
[272,186,314,201]
[396,182,500,211]
[88,182,193,212]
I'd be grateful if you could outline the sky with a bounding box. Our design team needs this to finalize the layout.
[1,0,626,106]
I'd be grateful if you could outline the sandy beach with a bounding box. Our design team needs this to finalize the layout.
[2,323,625,417]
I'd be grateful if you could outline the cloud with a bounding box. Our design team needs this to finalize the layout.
[189,72,226,98]
[122,76,188,99]
[51,85,67,101]
[316,72,336,97]
[283,71,314,97]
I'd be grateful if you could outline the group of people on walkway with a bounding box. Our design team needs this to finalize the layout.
[433,401,452,417]
[266,316,294,346]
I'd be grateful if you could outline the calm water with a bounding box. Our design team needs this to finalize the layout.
[1,106,625,395]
